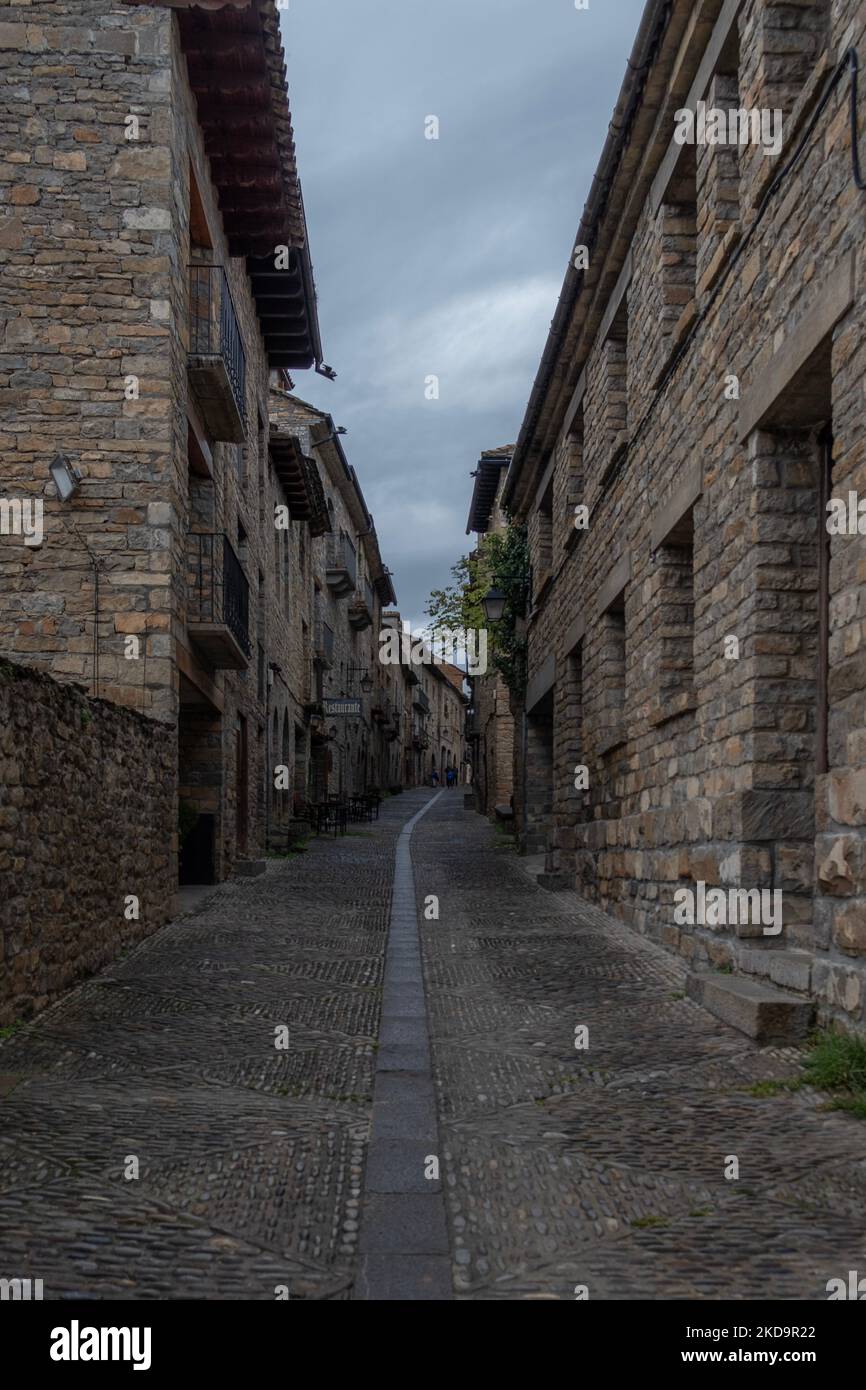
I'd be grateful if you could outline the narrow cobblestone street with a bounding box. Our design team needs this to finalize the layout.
[1,791,865,1300]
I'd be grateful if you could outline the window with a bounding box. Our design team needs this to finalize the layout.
[752,0,830,115]
[563,411,585,553]
[655,144,697,368]
[566,640,586,813]
[595,558,630,758]
[741,0,829,201]
[598,596,626,756]
[696,69,740,281]
[532,477,554,596]
[650,506,696,726]
[599,303,628,480]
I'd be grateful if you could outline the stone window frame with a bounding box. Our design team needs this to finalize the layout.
[648,0,747,313]
[562,406,586,559]
[563,626,588,815]
[648,459,703,728]
[737,254,855,783]
[595,553,631,759]
[596,274,630,489]
[740,0,832,209]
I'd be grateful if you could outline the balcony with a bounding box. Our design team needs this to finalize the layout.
[326,532,357,597]
[413,688,431,715]
[186,532,251,670]
[188,264,247,443]
[314,620,334,667]
[348,597,373,631]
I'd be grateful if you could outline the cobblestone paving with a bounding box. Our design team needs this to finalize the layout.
[413,795,866,1300]
[0,791,432,1300]
[4,787,866,1300]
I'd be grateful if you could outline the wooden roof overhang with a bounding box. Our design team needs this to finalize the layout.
[373,571,397,608]
[467,450,512,534]
[270,430,331,535]
[124,0,323,372]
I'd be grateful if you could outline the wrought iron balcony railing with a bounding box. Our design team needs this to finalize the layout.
[413,687,431,716]
[186,531,251,669]
[188,263,247,442]
[326,531,357,596]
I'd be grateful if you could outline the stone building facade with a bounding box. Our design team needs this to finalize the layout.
[267,391,399,808]
[505,0,866,1034]
[379,612,467,788]
[465,448,516,817]
[0,0,402,889]
[429,661,468,784]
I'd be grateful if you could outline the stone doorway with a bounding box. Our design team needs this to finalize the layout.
[178,676,222,885]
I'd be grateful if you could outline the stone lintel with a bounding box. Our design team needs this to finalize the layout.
[562,611,586,657]
[561,366,587,443]
[738,252,856,442]
[534,454,555,510]
[598,249,633,345]
[525,652,556,713]
[598,552,632,616]
[650,0,747,218]
[650,458,703,551]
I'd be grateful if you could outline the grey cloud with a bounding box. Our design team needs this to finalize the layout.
[285,0,646,617]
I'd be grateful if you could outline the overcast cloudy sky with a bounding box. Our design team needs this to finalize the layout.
[284,0,646,628]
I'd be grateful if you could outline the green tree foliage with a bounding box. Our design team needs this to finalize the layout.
[425,524,529,697]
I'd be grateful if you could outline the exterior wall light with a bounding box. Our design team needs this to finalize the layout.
[360,672,374,694]
[482,587,507,623]
[49,454,82,502]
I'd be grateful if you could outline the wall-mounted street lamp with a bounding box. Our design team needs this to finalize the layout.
[347,663,374,694]
[481,586,507,623]
[49,453,82,502]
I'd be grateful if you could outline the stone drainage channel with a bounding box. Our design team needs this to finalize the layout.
[357,791,451,1300]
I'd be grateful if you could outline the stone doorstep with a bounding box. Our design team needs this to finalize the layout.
[537,871,573,892]
[233,859,267,877]
[737,946,814,995]
[687,970,814,1044]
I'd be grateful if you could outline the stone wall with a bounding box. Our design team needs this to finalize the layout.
[0,0,177,718]
[514,0,866,1032]
[0,661,174,1026]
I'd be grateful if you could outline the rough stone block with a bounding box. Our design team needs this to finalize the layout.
[233,859,266,877]
[686,970,814,1042]
[738,947,813,993]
